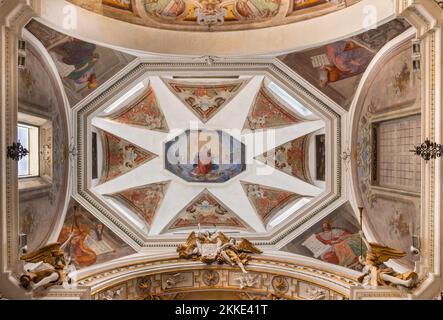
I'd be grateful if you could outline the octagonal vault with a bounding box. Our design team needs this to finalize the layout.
[74,58,341,249]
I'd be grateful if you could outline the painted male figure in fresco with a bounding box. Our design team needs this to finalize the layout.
[145,0,186,18]
[235,0,281,19]
[314,221,364,268]
[318,40,375,88]
[52,38,100,89]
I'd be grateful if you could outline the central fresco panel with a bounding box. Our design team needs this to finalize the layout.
[164,129,246,183]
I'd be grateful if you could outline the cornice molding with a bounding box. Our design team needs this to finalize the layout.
[3,2,36,34]
[33,286,91,300]
[396,0,441,38]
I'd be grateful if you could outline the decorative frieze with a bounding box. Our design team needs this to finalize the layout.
[92,267,346,301]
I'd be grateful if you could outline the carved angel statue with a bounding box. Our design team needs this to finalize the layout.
[164,273,186,290]
[358,231,418,289]
[19,234,73,291]
[306,287,327,300]
[177,224,262,273]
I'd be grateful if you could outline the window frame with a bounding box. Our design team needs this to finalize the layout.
[17,122,40,179]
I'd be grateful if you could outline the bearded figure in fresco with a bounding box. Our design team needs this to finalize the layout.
[51,38,100,89]
[318,40,374,88]
[235,0,281,19]
[311,221,364,268]
[145,0,187,18]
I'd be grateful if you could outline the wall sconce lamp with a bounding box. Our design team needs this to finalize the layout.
[410,138,442,161]
[6,141,29,161]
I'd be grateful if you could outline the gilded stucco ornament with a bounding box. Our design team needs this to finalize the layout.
[177,225,262,273]
[202,270,220,286]
[19,234,74,291]
[358,232,418,289]
[272,275,289,293]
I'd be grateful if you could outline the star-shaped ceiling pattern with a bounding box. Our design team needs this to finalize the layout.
[91,76,325,236]
[163,79,246,123]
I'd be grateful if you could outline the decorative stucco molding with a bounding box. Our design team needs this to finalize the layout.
[350,286,406,300]
[33,286,91,300]
[69,253,362,300]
